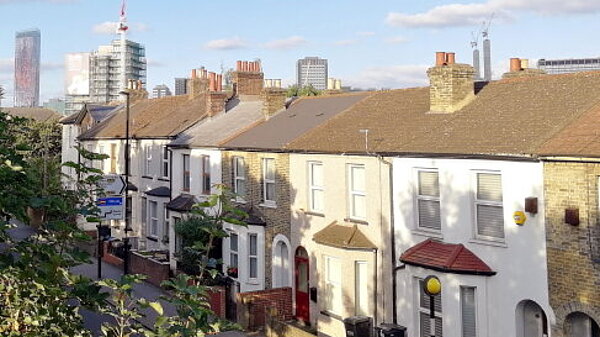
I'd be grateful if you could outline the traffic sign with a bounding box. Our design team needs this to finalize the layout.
[97,197,124,220]
[99,174,126,195]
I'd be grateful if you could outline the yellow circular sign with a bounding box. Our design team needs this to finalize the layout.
[513,211,527,225]
[424,275,441,296]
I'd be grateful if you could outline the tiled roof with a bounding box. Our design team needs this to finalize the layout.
[313,221,376,250]
[222,93,370,150]
[4,107,61,122]
[79,95,209,140]
[287,71,600,157]
[400,239,496,276]
[145,186,170,197]
[166,194,198,212]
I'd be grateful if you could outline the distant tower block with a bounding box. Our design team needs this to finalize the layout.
[483,38,492,81]
[473,48,481,80]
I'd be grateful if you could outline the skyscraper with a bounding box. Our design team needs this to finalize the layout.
[14,29,41,107]
[297,57,328,90]
[537,57,600,74]
[174,78,189,95]
[152,84,172,98]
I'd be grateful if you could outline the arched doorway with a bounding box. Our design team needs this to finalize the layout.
[272,237,290,288]
[565,312,600,337]
[516,300,548,337]
[295,246,309,323]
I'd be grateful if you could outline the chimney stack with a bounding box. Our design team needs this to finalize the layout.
[502,57,546,79]
[232,59,264,99]
[188,67,209,99]
[427,52,475,113]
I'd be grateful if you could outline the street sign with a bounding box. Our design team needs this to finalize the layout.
[97,197,124,220]
[99,174,126,195]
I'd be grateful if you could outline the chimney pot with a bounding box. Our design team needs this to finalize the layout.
[243,61,249,72]
[446,52,456,65]
[520,59,529,69]
[209,72,216,91]
[510,58,522,72]
[236,61,242,72]
[191,69,198,79]
[217,74,223,91]
[435,52,447,66]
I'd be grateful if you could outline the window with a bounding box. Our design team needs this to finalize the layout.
[201,155,211,195]
[110,144,117,173]
[144,145,152,176]
[161,146,169,178]
[324,256,342,314]
[461,287,477,337]
[308,162,324,213]
[262,158,276,204]
[149,201,158,237]
[348,164,366,220]
[417,170,441,231]
[182,154,190,192]
[229,233,239,270]
[249,233,258,279]
[174,217,182,253]
[163,203,169,242]
[233,157,246,197]
[96,145,104,170]
[475,172,504,239]
[85,144,93,168]
[355,261,369,316]
[141,197,147,225]
[419,279,443,337]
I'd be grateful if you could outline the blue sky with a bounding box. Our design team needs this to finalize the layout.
[1,0,600,106]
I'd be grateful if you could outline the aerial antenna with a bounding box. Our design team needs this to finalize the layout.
[117,0,128,92]
[359,129,372,155]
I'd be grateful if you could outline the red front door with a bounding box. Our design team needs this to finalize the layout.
[295,247,310,323]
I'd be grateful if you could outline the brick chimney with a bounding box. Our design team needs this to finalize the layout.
[232,60,264,100]
[502,57,546,79]
[427,52,475,113]
[188,67,209,99]
[127,79,148,103]
[261,88,286,119]
[207,72,227,117]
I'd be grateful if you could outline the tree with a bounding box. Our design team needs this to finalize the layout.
[286,84,322,98]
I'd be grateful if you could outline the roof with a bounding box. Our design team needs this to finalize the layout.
[145,186,170,197]
[166,194,198,212]
[313,221,376,250]
[60,104,118,125]
[79,95,209,140]
[287,71,600,157]
[170,100,265,148]
[400,239,496,276]
[4,107,61,122]
[222,93,370,150]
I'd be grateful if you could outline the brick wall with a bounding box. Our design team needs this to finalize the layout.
[427,63,475,113]
[261,88,286,118]
[237,287,293,330]
[222,151,291,288]
[233,72,264,96]
[128,251,171,287]
[207,286,226,319]
[544,161,600,336]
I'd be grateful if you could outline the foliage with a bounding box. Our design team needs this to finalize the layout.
[286,84,322,97]
[174,217,211,275]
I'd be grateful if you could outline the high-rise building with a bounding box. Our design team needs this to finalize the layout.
[174,78,189,95]
[14,29,41,107]
[297,57,328,90]
[537,57,600,75]
[152,84,172,98]
[43,98,66,115]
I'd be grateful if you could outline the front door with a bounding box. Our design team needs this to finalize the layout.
[295,247,310,323]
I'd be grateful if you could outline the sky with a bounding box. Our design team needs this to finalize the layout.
[1,0,600,107]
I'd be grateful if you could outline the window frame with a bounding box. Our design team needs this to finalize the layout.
[308,161,324,213]
[460,286,477,337]
[163,202,169,243]
[229,233,239,276]
[161,146,170,179]
[233,157,246,198]
[248,233,258,280]
[262,158,276,206]
[182,154,191,192]
[110,143,117,173]
[415,168,441,232]
[348,164,367,221]
[473,170,505,241]
[144,145,152,176]
[324,255,342,315]
[201,155,211,195]
[141,197,147,226]
[355,260,369,316]
[418,278,443,337]
[149,200,158,238]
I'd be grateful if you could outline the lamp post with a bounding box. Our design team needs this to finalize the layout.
[423,275,441,337]
[120,89,131,275]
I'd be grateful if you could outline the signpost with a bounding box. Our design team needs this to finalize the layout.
[97,196,125,220]
[99,174,126,196]
[96,175,126,278]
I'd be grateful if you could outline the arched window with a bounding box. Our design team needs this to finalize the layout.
[272,235,291,288]
[516,300,548,337]
[565,312,600,337]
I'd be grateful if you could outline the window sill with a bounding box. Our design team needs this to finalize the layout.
[305,211,325,217]
[231,198,247,204]
[142,175,153,180]
[158,177,170,182]
[246,279,260,285]
[320,311,343,321]
[344,217,369,225]
[412,228,443,239]
[259,202,277,209]
[146,236,159,242]
[469,238,507,248]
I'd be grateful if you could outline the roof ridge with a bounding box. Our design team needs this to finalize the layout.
[445,243,464,269]
[345,224,359,245]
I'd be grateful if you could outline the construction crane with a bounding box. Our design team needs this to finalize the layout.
[481,13,495,81]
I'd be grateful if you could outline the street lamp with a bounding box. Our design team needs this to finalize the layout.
[423,275,441,337]
[119,89,131,275]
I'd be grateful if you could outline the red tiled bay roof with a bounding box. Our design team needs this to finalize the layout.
[400,239,496,276]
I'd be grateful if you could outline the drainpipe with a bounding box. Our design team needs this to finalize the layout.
[378,154,397,324]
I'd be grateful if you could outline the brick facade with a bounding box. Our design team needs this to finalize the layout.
[237,287,293,330]
[544,161,600,336]
[222,150,291,289]
[427,63,475,113]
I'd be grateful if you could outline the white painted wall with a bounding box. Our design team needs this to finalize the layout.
[223,222,266,293]
[393,157,554,337]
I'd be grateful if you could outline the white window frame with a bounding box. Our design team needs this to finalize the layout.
[110,143,117,173]
[161,146,169,179]
[233,157,246,198]
[415,168,441,232]
[355,261,369,316]
[460,286,477,337]
[229,233,239,275]
[163,202,169,243]
[308,161,324,213]
[141,197,147,226]
[201,155,211,195]
[96,145,104,171]
[473,171,505,241]
[348,164,366,221]
[144,145,152,176]
[324,255,342,315]
[182,154,190,192]
[248,233,258,280]
[418,278,443,337]
[262,158,276,206]
[149,200,158,237]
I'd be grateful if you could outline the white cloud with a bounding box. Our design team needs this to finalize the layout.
[385,36,409,44]
[264,36,308,50]
[0,58,13,73]
[386,0,600,28]
[345,64,429,90]
[92,21,149,35]
[204,36,247,50]
[334,39,358,46]
[357,31,376,37]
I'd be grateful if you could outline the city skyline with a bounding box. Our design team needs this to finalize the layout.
[1,0,600,106]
